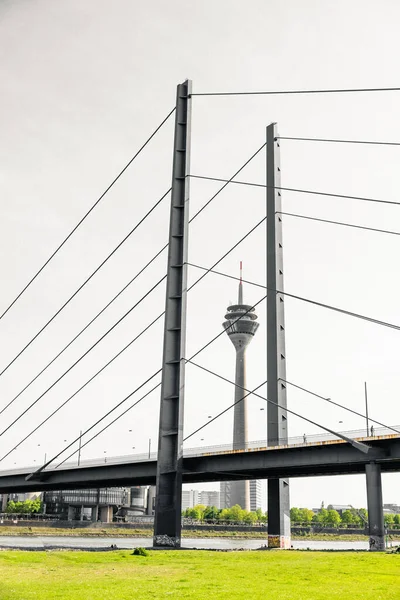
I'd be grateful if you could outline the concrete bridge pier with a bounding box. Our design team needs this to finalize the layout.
[91,505,99,522]
[1,494,8,512]
[365,462,385,551]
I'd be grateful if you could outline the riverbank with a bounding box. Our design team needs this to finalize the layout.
[0,550,399,599]
[0,525,399,542]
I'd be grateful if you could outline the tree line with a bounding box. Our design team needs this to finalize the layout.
[182,504,267,524]
[183,504,400,527]
[4,499,42,514]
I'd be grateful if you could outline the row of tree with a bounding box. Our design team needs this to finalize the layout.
[182,504,267,524]
[5,499,42,514]
[291,507,400,527]
[183,504,400,527]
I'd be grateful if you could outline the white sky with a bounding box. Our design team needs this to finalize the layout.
[1,0,400,509]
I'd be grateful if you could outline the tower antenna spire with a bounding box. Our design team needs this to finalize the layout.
[238,261,243,304]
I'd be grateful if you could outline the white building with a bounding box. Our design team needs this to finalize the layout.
[199,490,220,508]
[249,480,262,511]
[182,490,199,510]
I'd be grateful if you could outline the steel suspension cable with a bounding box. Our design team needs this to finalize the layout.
[23,271,268,471]
[62,379,267,468]
[277,135,400,147]
[187,263,400,333]
[44,296,267,471]
[0,187,171,379]
[55,382,162,469]
[0,276,167,443]
[189,174,400,208]
[3,216,267,462]
[0,107,175,323]
[281,379,400,435]
[25,370,163,477]
[185,360,370,452]
[183,381,267,442]
[0,245,168,417]
[278,211,400,237]
[191,86,400,97]
[1,142,266,416]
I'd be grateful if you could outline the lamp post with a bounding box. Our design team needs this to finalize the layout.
[364,382,370,437]
[78,431,82,467]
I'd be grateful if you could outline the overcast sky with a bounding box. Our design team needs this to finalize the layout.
[1,0,400,509]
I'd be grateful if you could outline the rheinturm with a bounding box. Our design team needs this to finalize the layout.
[222,262,259,510]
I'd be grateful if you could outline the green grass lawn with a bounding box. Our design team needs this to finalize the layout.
[0,550,398,599]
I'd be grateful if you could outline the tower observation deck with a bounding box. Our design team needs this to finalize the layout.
[222,262,259,509]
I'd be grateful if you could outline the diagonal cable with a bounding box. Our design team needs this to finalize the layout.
[187,263,400,332]
[188,143,265,222]
[186,360,370,453]
[48,295,266,469]
[25,370,163,479]
[0,187,171,379]
[55,382,162,469]
[281,378,400,435]
[183,381,267,442]
[0,276,167,442]
[277,135,400,147]
[191,86,400,97]
[25,296,268,472]
[0,107,175,323]
[278,211,400,237]
[4,220,268,461]
[189,174,400,208]
[1,142,266,416]
[0,244,168,417]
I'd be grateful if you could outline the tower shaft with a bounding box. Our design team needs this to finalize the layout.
[231,347,250,509]
[233,348,248,445]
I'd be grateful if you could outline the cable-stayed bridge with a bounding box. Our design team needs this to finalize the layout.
[1,80,400,551]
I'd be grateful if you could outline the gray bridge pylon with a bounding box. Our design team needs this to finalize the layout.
[153,79,191,548]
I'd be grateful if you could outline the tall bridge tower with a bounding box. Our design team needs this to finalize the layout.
[222,262,259,509]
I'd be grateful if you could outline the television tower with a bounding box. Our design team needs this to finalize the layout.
[222,262,259,509]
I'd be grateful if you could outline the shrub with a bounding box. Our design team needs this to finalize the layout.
[132,547,149,557]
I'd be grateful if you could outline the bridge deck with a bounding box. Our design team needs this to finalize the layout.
[0,426,399,493]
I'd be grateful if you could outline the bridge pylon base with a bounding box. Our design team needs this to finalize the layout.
[366,462,385,552]
[153,535,181,548]
[268,535,291,549]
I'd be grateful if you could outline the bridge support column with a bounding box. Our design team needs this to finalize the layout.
[91,505,99,522]
[100,506,113,523]
[153,80,191,548]
[266,123,291,549]
[366,462,385,551]
[1,494,8,512]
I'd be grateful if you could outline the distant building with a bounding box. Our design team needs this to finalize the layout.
[7,492,41,503]
[249,480,262,512]
[384,504,400,514]
[219,481,231,509]
[199,490,220,508]
[326,505,353,515]
[182,490,199,510]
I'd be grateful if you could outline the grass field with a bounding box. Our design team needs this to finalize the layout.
[0,550,398,599]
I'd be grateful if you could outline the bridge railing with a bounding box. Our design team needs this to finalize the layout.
[1,424,399,476]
